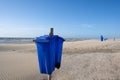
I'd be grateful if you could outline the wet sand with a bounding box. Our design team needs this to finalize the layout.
[0,40,120,80]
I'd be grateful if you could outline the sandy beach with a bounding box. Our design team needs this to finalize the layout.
[0,39,120,80]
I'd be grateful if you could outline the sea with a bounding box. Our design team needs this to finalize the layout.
[0,37,34,43]
[0,37,93,43]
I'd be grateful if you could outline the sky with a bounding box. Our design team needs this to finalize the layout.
[0,0,120,38]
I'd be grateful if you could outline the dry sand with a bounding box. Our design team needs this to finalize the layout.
[0,40,120,80]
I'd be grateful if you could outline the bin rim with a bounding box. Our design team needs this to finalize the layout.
[33,35,65,43]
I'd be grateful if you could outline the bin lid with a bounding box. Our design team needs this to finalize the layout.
[34,35,49,43]
[33,35,65,43]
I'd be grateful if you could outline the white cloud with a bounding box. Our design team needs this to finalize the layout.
[81,24,94,28]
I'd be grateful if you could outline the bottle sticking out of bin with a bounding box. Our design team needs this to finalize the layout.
[34,28,65,80]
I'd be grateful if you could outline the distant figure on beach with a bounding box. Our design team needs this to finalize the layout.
[100,35,104,41]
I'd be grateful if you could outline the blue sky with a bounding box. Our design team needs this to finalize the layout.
[0,0,120,38]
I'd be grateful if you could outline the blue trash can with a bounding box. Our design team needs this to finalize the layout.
[100,35,104,41]
[34,35,65,75]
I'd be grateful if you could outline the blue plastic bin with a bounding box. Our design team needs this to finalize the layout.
[34,35,64,75]
[100,35,104,41]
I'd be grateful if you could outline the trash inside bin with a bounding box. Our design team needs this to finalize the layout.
[34,35,65,75]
